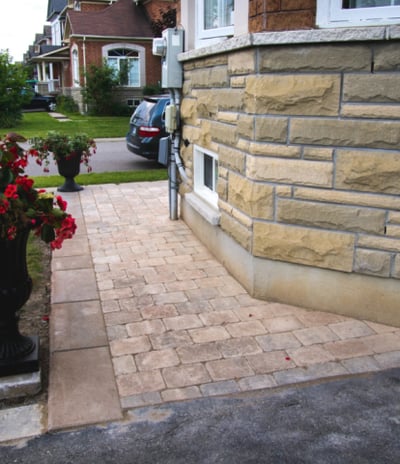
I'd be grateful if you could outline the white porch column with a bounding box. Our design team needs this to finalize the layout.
[49,62,54,92]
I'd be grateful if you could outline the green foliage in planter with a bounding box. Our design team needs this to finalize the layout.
[26,234,44,286]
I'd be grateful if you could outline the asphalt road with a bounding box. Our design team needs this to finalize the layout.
[24,139,162,177]
[1,369,399,463]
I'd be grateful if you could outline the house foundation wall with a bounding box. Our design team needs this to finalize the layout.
[179,30,400,326]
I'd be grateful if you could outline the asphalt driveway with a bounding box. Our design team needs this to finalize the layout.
[1,368,399,464]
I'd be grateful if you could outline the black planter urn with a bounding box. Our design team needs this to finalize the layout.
[0,229,39,377]
[57,151,84,192]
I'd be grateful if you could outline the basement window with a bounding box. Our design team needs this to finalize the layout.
[194,145,219,209]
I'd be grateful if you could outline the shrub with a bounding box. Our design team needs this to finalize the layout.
[56,95,80,114]
[81,63,119,115]
[0,51,29,127]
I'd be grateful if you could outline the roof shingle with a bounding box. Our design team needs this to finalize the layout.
[67,0,154,38]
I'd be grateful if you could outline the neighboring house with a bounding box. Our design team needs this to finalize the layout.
[171,1,400,326]
[27,0,176,111]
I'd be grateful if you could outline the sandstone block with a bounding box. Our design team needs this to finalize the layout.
[393,255,400,279]
[199,54,228,68]
[294,187,400,211]
[388,212,400,225]
[210,121,237,146]
[231,76,246,88]
[215,89,245,111]
[303,147,333,161]
[341,103,400,120]
[255,117,288,142]
[220,212,252,251]
[290,119,400,150]
[219,145,246,173]
[193,89,218,117]
[247,156,333,188]
[335,149,400,195]
[245,75,340,116]
[216,177,228,201]
[217,111,239,124]
[237,114,254,139]
[277,199,386,234]
[386,225,400,238]
[248,142,301,158]
[228,49,256,75]
[354,249,391,277]
[190,66,228,88]
[228,172,274,220]
[253,222,355,272]
[276,186,292,198]
[357,235,400,253]
[180,97,197,124]
[260,45,371,72]
[374,43,400,71]
[343,74,400,103]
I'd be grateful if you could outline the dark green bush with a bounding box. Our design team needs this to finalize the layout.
[0,51,29,127]
[56,95,80,114]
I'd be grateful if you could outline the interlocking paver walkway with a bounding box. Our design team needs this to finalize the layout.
[49,181,400,428]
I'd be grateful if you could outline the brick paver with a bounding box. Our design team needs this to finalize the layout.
[50,183,400,418]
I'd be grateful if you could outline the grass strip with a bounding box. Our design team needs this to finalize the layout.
[2,112,129,139]
[31,169,169,188]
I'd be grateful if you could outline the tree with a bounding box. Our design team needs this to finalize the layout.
[0,51,29,127]
[81,62,119,115]
[151,7,177,37]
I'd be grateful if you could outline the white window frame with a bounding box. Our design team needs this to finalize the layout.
[197,0,234,40]
[317,0,400,27]
[181,0,248,50]
[71,46,80,87]
[193,145,219,209]
[102,43,145,88]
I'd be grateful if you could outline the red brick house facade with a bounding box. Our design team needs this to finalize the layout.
[28,0,177,111]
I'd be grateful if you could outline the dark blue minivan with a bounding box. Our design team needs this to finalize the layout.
[126,95,170,159]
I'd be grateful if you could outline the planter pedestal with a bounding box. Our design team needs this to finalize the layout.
[57,152,84,192]
[0,230,39,377]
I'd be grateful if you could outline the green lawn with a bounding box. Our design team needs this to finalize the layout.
[1,112,129,139]
[2,111,169,187]
[32,170,168,188]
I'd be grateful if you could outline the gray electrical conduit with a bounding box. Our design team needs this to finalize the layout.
[170,89,188,184]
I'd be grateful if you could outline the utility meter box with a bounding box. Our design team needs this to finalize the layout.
[160,28,184,89]
[158,136,170,166]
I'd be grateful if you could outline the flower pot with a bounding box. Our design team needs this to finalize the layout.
[57,152,84,192]
[0,229,39,377]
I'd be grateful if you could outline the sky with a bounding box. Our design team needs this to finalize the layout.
[0,0,49,62]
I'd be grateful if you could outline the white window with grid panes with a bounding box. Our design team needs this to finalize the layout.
[102,44,145,88]
[193,145,219,209]
[196,0,234,46]
[317,0,400,27]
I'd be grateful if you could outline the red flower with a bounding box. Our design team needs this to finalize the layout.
[4,184,18,199]
[56,195,67,211]
[15,175,34,192]
[0,198,9,214]
[7,226,17,240]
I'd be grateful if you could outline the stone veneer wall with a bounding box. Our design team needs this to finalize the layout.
[179,28,400,327]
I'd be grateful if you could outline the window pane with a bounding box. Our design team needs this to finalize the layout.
[204,154,214,190]
[343,0,400,7]
[128,58,140,87]
[204,0,234,30]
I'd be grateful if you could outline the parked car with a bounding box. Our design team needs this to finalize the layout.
[22,89,57,112]
[126,95,170,159]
